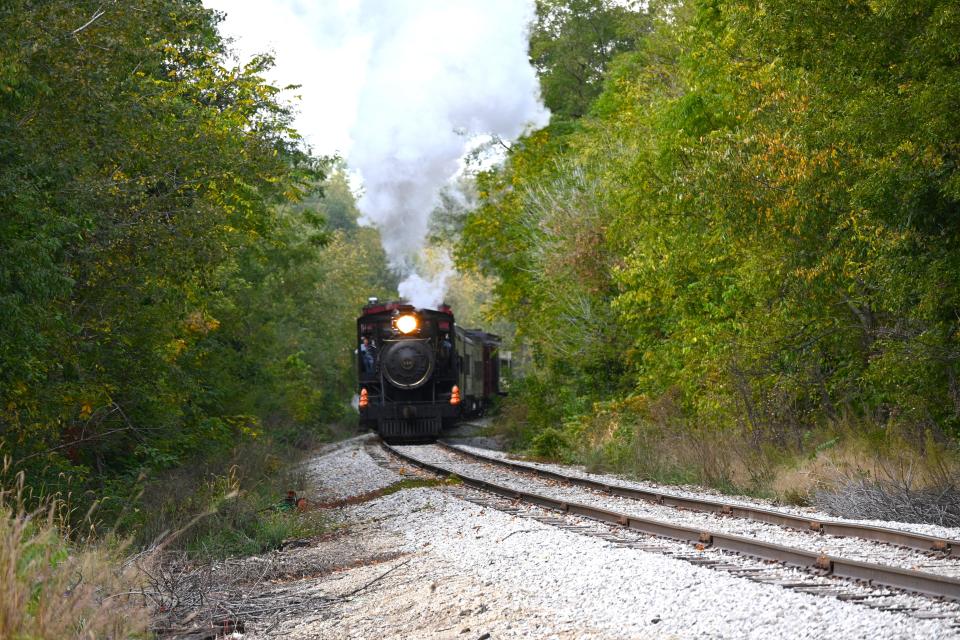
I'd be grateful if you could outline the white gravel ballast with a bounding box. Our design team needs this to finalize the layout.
[254,437,960,639]
[399,444,960,580]
[303,484,957,639]
[301,435,401,500]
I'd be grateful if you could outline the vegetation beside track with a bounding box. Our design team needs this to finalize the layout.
[4,0,960,634]
[0,2,389,635]
[0,1,393,518]
[458,0,960,518]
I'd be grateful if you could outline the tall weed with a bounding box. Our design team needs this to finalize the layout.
[0,474,145,639]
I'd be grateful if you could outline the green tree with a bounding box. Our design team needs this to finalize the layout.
[0,1,353,498]
[462,0,960,488]
[529,0,652,119]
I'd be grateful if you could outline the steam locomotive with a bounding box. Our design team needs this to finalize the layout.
[356,298,507,442]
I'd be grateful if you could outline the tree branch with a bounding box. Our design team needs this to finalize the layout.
[72,6,106,38]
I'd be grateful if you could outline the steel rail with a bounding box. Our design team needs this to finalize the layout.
[438,441,960,558]
[384,442,960,601]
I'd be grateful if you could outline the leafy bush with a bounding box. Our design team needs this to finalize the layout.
[529,428,570,461]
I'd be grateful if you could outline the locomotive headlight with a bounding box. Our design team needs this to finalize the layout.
[395,314,418,334]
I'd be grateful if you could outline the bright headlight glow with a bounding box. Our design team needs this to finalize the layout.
[395,314,418,334]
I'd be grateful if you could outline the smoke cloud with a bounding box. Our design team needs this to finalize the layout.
[348,0,549,308]
[205,0,548,308]
[397,251,455,310]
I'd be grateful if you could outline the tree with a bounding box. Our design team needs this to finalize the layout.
[461,0,960,487]
[529,0,652,119]
[0,1,328,492]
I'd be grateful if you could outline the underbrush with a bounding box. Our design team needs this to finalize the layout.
[125,425,349,560]
[814,479,960,526]
[0,477,146,639]
[0,420,351,638]
[493,391,960,525]
[807,428,960,526]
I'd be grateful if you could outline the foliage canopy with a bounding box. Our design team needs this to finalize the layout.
[461,0,960,486]
[0,1,392,511]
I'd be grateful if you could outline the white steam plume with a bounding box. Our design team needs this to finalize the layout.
[348,0,549,309]
[397,251,455,310]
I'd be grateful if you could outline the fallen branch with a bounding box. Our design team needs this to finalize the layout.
[499,529,538,542]
[343,557,413,599]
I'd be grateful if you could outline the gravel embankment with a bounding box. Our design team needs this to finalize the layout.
[293,484,956,638]
[451,443,960,542]
[400,444,960,579]
[231,437,960,639]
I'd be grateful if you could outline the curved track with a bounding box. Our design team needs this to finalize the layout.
[438,441,960,556]
[382,441,960,603]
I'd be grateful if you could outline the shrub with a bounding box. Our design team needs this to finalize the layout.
[529,427,570,461]
[814,479,960,527]
[128,439,330,560]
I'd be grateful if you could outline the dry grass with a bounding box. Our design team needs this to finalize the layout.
[0,475,146,639]
[515,391,960,525]
[560,392,743,489]
[802,428,960,524]
[814,478,960,526]
[127,438,332,560]
[0,430,346,638]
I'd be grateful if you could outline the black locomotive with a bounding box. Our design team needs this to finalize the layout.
[356,299,505,442]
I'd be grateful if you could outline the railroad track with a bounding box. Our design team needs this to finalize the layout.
[373,440,960,624]
[437,440,960,557]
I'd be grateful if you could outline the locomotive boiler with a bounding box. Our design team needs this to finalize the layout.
[356,299,505,442]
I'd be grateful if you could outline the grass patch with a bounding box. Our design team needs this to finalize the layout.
[0,424,351,638]
[0,482,146,639]
[117,434,339,561]
[180,508,330,560]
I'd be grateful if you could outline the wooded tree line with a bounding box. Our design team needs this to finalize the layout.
[5,0,957,507]
[0,1,391,507]
[460,0,960,488]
